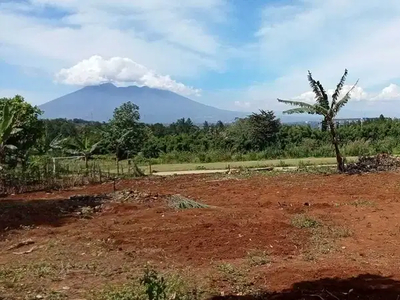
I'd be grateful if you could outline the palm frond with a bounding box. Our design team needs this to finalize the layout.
[333,79,359,115]
[332,69,348,108]
[49,135,64,150]
[315,81,329,109]
[307,71,324,102]
[1,104,17,140]
[116,130,133,144]
[11,128,22,135]
[89,141,101,154]
[278,99,328,116]
[4,144,17,150]
[278,99,315,108]
[283,107,317,115]
[64,149,82,156]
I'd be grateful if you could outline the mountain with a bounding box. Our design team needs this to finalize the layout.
[39,83,249,124]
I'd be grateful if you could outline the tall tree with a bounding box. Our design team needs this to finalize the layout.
[248,110,281,150]
[0,96,43,167]
[278,69,358,172]
[105,102,148,161]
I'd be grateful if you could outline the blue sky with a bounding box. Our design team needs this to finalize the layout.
[1,0,400,116]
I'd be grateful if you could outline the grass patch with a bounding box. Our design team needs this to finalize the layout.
[246,250,270,267]
[216,263,255,295]
[167,195,210,210]
[302,225,353,260]
[291,214,321,229]
[94,267,206,300]
[195,165,208,170]
[349,199,375,207]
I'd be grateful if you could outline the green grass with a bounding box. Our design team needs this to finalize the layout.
[141,157,358,173]
[291,214,321,229]
[55,156,358,175]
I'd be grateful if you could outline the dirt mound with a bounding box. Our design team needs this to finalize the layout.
[346,153,400,174]
[110,189,162,203]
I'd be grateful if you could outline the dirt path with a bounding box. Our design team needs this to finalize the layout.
[152,164,335,176]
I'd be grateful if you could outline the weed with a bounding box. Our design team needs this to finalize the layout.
[217,263,243,280]
[216,263,255,295]
[95,267,205,300]
[303,225,353,260]
[79,206,95,218]
[291,214,321,229]
[328,226,353,238]
[141,268,167,300]
[168,195,210,210]
[95,283,142,300]
[195,165,207,170]
[277,160,289,167]
[46,291,68,300]
[349,199,374,207]
[247,250,270,266]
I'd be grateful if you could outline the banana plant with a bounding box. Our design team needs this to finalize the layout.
[278,69,358,172]
[0,102,20,167]
[62,136,101,169]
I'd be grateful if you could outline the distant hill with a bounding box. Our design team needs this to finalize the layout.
[39,83,250,124]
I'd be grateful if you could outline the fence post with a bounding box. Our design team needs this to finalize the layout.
[52,158,56,175]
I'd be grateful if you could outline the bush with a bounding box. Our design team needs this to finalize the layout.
[342,139,374,157]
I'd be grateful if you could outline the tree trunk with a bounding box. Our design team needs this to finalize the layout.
[329,121,344,172]
[321,118,328,132]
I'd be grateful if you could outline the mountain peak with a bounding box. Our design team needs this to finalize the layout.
[98,82,117,88]
[39,85,249,124]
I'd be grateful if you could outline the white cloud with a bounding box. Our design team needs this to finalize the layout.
[56,56,201,97]
[234,100,251,109]
[292,85,368,103]
[293,91,316,103]
[0,0,229,78]
[248,0,400,108]
[374,84,400,100]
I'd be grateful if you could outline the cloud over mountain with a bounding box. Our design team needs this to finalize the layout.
[55,56,201,97]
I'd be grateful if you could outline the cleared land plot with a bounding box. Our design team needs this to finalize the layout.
[1,171,400,299]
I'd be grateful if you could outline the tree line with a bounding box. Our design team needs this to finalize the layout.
[1,69,398,172]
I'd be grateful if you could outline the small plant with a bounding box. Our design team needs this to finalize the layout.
[168,195,210,210]
[298,160,307,168]
[291,214,321,229]
[216,263,255,295]
[141,268,168,300]
[327,225,353,238]
[349,199,374,207]
[195,165,207,170]
[277,160,289,167]
[95,267,202,300]
[79,206,95,218]
[247,250,270,266]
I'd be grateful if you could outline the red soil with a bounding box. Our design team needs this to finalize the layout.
[1,172,400,299]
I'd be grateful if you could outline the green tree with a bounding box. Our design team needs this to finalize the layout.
[248,110,281,150]
[278,69,358,172]
[0,95,43,167]
[106,102,147,160]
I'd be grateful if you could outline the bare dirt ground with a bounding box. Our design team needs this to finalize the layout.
[2,172,400,299]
